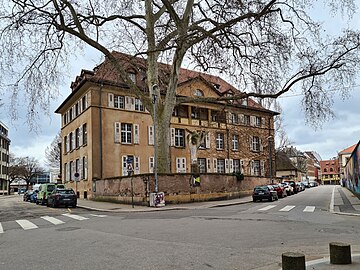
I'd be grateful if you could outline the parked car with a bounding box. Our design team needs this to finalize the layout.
[272,184,286,198]
[252,185,278,202]
[18,188,27,195]
[29,190,39,203]
[295,182,303,192]
[47,188,77,208]
[309,181,318,187]
[286,181,298,194]
[23,190,34,202]
[280,183,293,196]
[36,183,56,205]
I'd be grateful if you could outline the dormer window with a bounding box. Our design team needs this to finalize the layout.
[213,83,220,90]
[127,72,136,83]
[241,99,248,106]
[194,89,204,97]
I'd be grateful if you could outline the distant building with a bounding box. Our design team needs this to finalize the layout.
[320,159,340,185]
[304,151,322,182]
[0,121,10,195]
[338,144,357,183]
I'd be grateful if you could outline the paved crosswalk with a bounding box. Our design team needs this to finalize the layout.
[258,205,316,213]
[0,214,106,234]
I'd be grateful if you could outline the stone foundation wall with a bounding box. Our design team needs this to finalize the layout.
[93,174,269,205]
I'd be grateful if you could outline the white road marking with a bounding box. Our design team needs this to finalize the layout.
[258,205,277,211]
[279,205,296,212]
[16,220,38,230]
[303,206,316,212]
[90,214,107,218]
[330,186,335,212]
[62,214,89,221]
[0,222,3,233]
[41,216,65,225]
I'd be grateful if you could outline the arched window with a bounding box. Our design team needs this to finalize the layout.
[324,168,327,172]
[194,89,204,96]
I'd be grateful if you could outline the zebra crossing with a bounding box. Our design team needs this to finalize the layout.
[258,205,316,213]
[0,213,107,234]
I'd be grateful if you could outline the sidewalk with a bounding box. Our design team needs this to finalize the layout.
[76,195,253,212]
[332,186,360,216]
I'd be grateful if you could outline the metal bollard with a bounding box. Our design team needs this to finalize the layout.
[282,252,306,270]
[329,242,352,264]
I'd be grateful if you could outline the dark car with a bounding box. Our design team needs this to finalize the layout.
[23,190,34,202]
[252,185,278,202]
[47,188,77,208]
[272,184,286,198]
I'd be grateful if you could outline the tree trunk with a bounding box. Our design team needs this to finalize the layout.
[156,113,171,173]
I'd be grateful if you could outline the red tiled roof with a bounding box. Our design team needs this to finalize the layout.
[83,51,263,109]
[339,144,357,155]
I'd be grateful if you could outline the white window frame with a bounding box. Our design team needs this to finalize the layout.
[217,159,225,173]
[176,157,186,173]
[149,157,154,173]
[114,122,121,143]
[114,95,125,109]
[148,126,154,145]
[121,123,133,144]
[216,133,224,150]
[232,134,239,151]
[175,128,185,147]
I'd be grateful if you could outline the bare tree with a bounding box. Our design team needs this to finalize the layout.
[1,1,360,172]
[16,157,44,190]
[45,131,61,169]
[7,154,21,194]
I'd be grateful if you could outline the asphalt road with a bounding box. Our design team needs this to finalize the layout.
[1,185,359,270]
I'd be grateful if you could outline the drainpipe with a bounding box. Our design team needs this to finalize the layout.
[99,83,103,179]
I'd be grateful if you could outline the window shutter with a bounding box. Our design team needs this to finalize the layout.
[149,157,154,173]
[182,158,186,173]
[84,93,88,108]
[79,158,83,179]
[66,163,70,182]
[122,156,127,176]
[238,114,244,124]
[72,130,76,150]
[148,125,154,145]
[114,122,121,143]
[250,116,255,126]
[125,96,135,110]
[79,125,83,146]
[84,156,88,179]
[225,159,229,173]
[261,160,265,176]
[71,162,75,181]
[213,158,217,173]
[134,124,139,144]
[250,161,254,176]
[250,136,253,151]
[240,160,244,174]
[67,135,70,152]
[134,156,140,174]
[230,159,234,173]
[108,93,114,107]
[206,158,211,173]
[170,128,175,146]
[261,117,266,128]
[205,132,210,149]
[260,138,263,152]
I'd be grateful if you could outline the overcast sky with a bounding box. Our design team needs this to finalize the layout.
[1,2,360,168]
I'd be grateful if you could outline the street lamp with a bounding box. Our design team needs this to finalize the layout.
[268,136,273,184]
[152,85,159,193]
